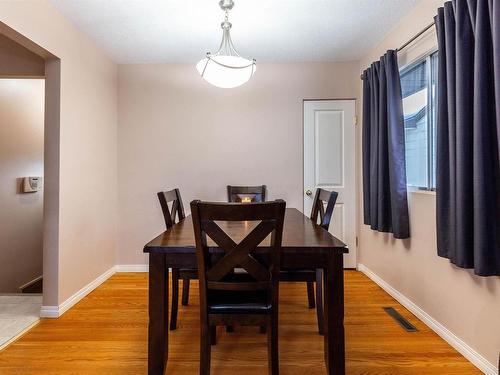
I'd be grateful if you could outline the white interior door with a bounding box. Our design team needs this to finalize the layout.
[303,100,357,268]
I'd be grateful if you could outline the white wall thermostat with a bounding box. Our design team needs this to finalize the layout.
[22,177,42,193]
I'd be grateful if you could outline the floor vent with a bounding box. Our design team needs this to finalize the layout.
[383,307,418,332]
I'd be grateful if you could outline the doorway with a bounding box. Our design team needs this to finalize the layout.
[0,21,60,345]
[0,79,44,294]
[303,99,357,268]
[0,78,44,348]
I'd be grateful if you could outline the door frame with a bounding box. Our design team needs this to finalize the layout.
[0,21,61,308]
[302,98,358,269]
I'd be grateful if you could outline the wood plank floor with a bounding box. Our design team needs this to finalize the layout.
[0,271,480,374]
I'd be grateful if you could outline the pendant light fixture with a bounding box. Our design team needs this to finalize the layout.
[196,0,256,89]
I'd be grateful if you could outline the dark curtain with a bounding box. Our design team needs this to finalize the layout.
[435,0,500,276]
[362,50,410,239]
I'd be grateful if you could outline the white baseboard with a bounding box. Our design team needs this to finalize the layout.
[40,266,116,318]
[39,305,59,318]
[357,263,498,375]
[116,264,149,272]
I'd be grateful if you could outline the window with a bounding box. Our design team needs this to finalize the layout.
[400,52,438,190]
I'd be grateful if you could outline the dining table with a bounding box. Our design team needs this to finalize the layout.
[143,207,348,375]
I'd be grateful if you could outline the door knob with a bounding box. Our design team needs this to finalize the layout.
[305,189,313,196]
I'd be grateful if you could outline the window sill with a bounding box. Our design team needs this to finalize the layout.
[408,187,436,196]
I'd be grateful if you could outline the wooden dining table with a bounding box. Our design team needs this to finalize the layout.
[143,207,348,375]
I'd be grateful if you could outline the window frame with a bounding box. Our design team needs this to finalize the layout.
[399,49,438,191]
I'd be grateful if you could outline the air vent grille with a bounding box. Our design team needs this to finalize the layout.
[383,307,418,332]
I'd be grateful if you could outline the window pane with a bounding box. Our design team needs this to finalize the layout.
[401,60,429,188]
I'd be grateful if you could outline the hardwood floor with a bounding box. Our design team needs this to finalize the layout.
[0,271,480,374]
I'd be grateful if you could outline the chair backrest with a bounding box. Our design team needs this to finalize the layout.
[310,188,338,231]
[191,200,286,303]
[157,188,185,229]
[227,185,266,203]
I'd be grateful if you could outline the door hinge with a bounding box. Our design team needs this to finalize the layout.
[356,236,359,247]
[354,115,358,126]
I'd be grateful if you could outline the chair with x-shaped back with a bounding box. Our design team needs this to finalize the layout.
[280,188,338,335]
[157,188,198,330]
[191,200,286,375]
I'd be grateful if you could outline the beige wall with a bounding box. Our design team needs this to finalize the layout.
[0,33,45,77]
[358,0,500,368]
[0,79,44,293]
[0,1,118,305]
[117,62,360,264]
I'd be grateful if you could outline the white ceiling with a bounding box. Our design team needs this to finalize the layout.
[50,0,421,64]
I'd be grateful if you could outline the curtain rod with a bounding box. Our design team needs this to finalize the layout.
[360,21,436,80]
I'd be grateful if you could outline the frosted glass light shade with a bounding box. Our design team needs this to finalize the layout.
[196,55,256,89]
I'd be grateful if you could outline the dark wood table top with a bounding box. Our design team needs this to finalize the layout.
[144,208,348,255]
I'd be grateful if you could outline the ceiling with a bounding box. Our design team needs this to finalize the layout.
[50,0,421,64]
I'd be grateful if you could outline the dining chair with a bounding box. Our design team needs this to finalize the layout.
[191,200,286,375]
[157,188,198,330]
[227,184,267,332]
[227,185,266,203]
[280,188,338,335]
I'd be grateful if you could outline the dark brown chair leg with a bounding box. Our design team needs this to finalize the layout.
[315,269,324,335]
[210,326,217,346]
[307,281,315,308]
[200,323,211,375]
[182,278,190,306]
[170,268,180,331]
[267,316,279,375]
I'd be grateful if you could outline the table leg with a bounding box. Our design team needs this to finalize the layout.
[323,253,345,374]
[148,253,169,375]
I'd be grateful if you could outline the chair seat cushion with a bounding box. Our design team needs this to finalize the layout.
[178,268,198,278]
[208,289,271,314]
[279,269,316,282]
[280,269,316,274]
